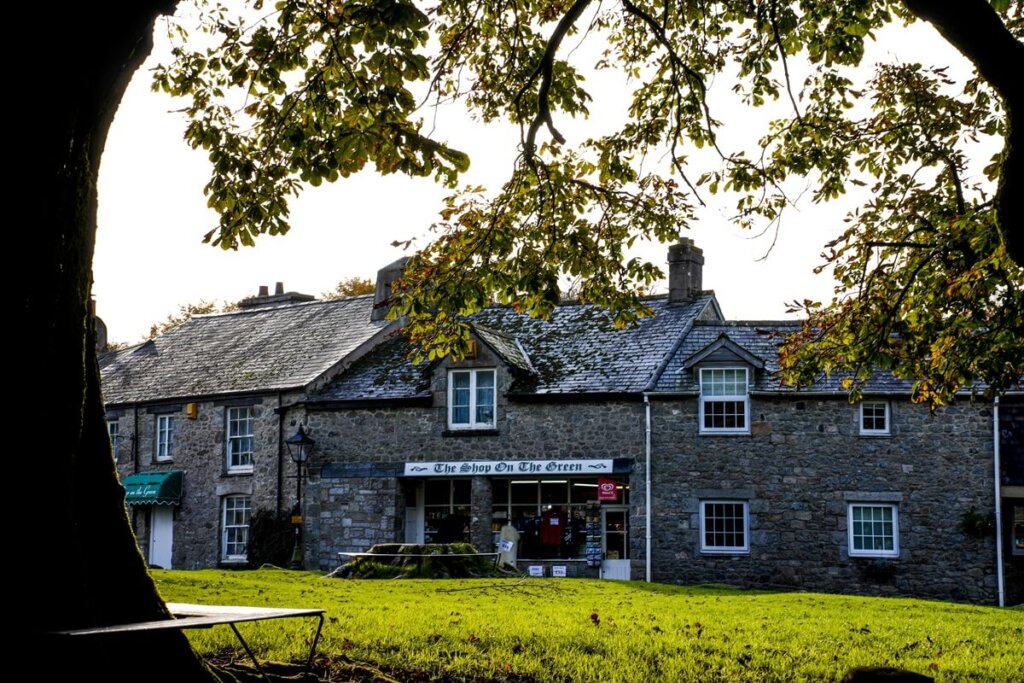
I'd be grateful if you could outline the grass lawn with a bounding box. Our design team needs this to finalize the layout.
[154,569,1020,682]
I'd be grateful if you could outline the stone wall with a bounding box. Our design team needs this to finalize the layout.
[302,353,647,571]
[108,393,294,569]
[649,396,999,603]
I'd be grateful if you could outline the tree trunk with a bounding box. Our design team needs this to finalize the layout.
[24,2,213,678]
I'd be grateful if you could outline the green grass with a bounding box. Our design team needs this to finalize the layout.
[154,569,1021,682]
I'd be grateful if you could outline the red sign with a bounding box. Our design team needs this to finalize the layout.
[597,478,618,502]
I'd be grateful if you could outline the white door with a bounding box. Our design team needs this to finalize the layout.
[601,507,631,580]
[405,481,424,544]
[149,506,174,568]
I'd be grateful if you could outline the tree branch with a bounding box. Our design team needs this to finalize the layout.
[901,0,1024,265]
[520,0,592,158]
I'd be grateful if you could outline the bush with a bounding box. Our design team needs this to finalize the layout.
[247,509,295,567]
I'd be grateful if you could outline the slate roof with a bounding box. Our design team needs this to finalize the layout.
[100,296,390,404]
[654,321,916,394]
[314,294,719,400]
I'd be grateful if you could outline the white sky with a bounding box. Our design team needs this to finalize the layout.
[94,9,979,343]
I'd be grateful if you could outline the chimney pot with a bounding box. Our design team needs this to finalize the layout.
[667,238,704,304]
[275,282,285,295]
[258,285,269,297]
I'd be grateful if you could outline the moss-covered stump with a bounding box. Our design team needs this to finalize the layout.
[329,543,516,579]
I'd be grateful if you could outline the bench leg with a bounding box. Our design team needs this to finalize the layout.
[229,622,267,680]
[305,614,325,675]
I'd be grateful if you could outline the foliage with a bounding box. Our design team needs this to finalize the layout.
[962,507,998,538]
[246,509,295,567]
[154,569,1022,682]
[330,543,513,578]
[322,275,375,299]
[157,0,1024,404]
[147,299,238,338]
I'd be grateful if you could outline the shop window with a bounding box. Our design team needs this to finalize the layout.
[700,500,749,553]
[848,503,899,557]
[222,495,251,561]
[1013,505,1023,557]
[423,479,471,543]
[491,478,628,560]
[448,369,496,429]
[699,368,749,433]
[860,401,890,435]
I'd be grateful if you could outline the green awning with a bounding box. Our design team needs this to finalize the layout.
[122,471,183,506]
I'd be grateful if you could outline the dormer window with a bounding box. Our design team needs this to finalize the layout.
[448,369,496,429]
[699,367,749,434]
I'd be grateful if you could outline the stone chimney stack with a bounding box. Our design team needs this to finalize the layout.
[372,257,410,322]
[667,238,704,304]
[238,282,315,309]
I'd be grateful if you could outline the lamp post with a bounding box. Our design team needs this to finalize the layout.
[285,424,315,570]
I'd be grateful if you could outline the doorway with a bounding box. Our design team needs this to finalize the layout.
[601,506,630,580]
[148,506,174,568]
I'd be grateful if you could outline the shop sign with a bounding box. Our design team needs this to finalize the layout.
[552,566,567,578]
[528,565,544,577]
[597,477,619,502]
[403,459,614,477]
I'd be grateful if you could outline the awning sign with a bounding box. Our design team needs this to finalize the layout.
[403,459,614,477]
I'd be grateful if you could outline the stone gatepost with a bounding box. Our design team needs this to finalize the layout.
[469,476,493,552]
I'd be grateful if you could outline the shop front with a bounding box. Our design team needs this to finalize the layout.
[401,459,633,579]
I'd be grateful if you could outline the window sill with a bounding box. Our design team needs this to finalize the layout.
[849,552,899,559]
[698,431,751,437]
[858,432,892,438]
[700,549,750,556]
[225,468,254,476]
[443,429,499,438]
[219,559,249,568]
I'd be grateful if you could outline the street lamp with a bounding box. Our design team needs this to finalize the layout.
[285,424,315,570]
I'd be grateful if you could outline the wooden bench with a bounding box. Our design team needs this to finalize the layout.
[50,602,325,680]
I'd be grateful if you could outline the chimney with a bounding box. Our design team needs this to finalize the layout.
[238,282,315,309]
[667,238,704,304]
[372,257,410,322]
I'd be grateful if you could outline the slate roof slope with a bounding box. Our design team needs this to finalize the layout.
[314,294,718,401]
[100,296,389,404]
[654,321,916,394]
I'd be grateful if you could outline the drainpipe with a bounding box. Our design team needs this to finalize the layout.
[132,403,140,474]
[993,397,1004,607]
[276,392,284,514]
[644,393,652,583]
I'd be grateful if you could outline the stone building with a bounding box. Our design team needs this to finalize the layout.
[100,241,1022,604]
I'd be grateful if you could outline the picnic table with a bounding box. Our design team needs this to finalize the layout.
[50,602,325,680]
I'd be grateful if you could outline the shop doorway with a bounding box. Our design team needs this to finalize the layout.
[601,506,630,580]
[148,506,173,568]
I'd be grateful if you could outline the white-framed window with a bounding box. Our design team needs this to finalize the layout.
[226,407,254,472]
[700,500,749,553]
[222,495,251,561]
[156,415,175,461]
[108,420,120,462]
[699,368,749,433]
[848,503,899,557]
[448,369,496,429]
[860,400,890,435]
